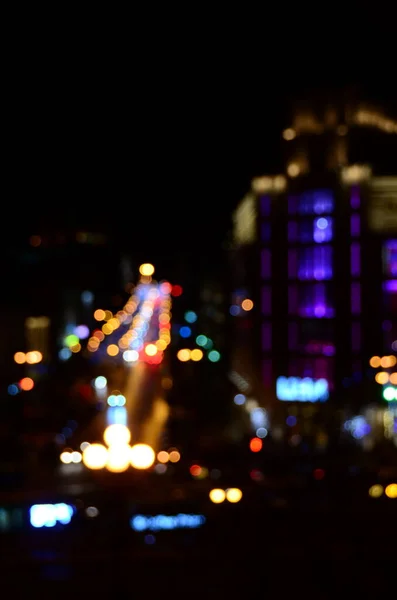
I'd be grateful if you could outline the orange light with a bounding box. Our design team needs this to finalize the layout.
[190,464,202,477]
[19,377,34,391]
[249,437,262,452]
[14,352,26,364]
[241,299,254,311]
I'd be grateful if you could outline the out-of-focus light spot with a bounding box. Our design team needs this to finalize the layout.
[283,128,296,140]
[159,281,172,294]
[26,351,43,364]
[241,299,254,311]
[208,350,220,362]
[286,415,297,426]
[390,373,397,385]
[104,424,131,447]
[74,325,90,339]
[94,376,107,389]
[256,427,268,438]
[60,451,72,464]
[168,450,180,463]
[185,311,197,323]
[179,326,191,338]
[14,352,26,364]
[71,343,81,353]
[59,348,72,361]
[155,463,167,474]
[71,451,82,463]
[383,386,397,401]
[64,334,79,348]
[30,235,42,247]
[94,309,106,321]
[30,503,73,528]
[190,464,202,477]
[196,335,208,346]
[85,506,99,518]
[385,483,397,499]
[107,344,119,356]
[106,445,131,472]
[161,377,173,390]
[80,441,90,452]
[171,285,183,297]
[177,349,191,362]
[249,437,262,452]
[229,305,240,316]
[123,349,139,362]
[209,489,226,504]
[226,488,243,503]
[82,443,108,470]
[234,393,246,405]
[81,290,94,305]
[375,371,389,384]
[104,310,113,321]
[19,377,34,391]
[313,468,325,480]
[287,162,300,177]
[139,263,155,277]
[190,349,203,361]
[368,484,383,498]
[145,344,157,356]
[130,444,155,469]
[157,451,169,463]
[8,384,19,395]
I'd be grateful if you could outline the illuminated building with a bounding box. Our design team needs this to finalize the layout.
[230,94,397,425]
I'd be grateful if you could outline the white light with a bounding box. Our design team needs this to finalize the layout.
[71,451,82,463]
[94,376,107,390]
[123,350,139,362]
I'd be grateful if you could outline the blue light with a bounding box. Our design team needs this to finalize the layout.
[234,394,246,406]
[208,350,220,363]
[230,305,240,316]
[286,415,297,426]
[130,513,206,532]
[106,406,128,426]
[276,376,329,402]
[81,290,94,305]
[29,504,74,528]
[59,348,72,361]
[185,311,197,323]
[179,326,191,338]
[8,384,19,396]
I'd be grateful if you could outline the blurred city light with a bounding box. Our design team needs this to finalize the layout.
[179,326,191,338]
[225,488,243,503]
[241,299,254,311]
[19,377,34,391]
[94,376,107,389]
[130,444,155,469]
[168,450,180,463]
[209,489,226,504]
[106,445,131,472]
[177,349,191,362]
[157,451,169,463]
[190,349,203,361]
[208,350,220,362]
[184,311,197,323]
[14,352,26,364]
[82,443,108,470]
[368,484,383,498]
[249,437,262,452]
[104,424,131,447]
[385,484,397,499]
[139,263,155,277]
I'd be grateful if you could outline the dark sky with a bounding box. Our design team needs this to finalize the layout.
[4,8,396,256]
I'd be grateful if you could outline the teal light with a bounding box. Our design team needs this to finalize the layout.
[185,311,197,324]
[196,335,207,347]
[208,350,220,362]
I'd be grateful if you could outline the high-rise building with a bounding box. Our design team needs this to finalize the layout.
[230,95,397,437]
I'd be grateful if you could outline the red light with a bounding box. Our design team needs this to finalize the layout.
[190,464,202,477]
[19,377,34,391]
[160,282,172,294]
[249,437,262,452]
[171,285,183,297]
[313,468,325,480]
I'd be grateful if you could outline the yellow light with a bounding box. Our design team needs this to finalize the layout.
[104,424,131,447]
[287,163,300,177]
[157,451,169,463]
[168,450,180,463]
[241,299,254,311]
[82,443,108,470]
[369,356,381,368]
[177,349,191,362]
[104,310,113,321]
[108,318,120,330]
[145,344,158,356]
[71,343,81,353]
[209,489,226,504]
[14,352,26,364]
[107,344,119,356]
[226,488,243,503]
[156,339,167,351]
[375,371,389,384]
[190,349,203,361]
[283,128,296,140]
[368,484,383,498]
[60,451,72,464]
[102,323,113,335]
[139,263,155,277]
[106,445,131,473]
[388,355,397,367]
[385,483,397,499]
[130,444,156,469]
[94,309,105,321]
[26,351,43,364]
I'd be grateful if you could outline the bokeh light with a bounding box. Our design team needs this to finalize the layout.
[226,488,243,503]
[104,424,131,447]
[139,263,155,277]
[82,443,108,470]
[209,489,226,504]
[130,444,155,469]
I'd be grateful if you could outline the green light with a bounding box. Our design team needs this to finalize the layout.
[383,386,397,401]
[196,335,207,347]
[64,334,79,347]
[208,350,220,362]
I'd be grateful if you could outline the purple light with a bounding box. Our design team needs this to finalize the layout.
[350,243,361,277]
[383,280,397,293]
[383,240,397,277]
[262,323,272,350]
[262,360,272,386]
[288,249,298,278]
[288,221,298,242]
[261,286,271,315]
[352,322,361,352]
[350,214,360,237]
[350,185,360,210]
[298,246,333,280]
[260,195,271,216]
[323,344,335,356]
[261,249,271,279]
[288,322,298,350]
[288,285,298,314]
[351,282,361,314]
[261,223,271,242]
[74,325,90,339]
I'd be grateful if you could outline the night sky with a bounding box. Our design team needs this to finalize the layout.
[4,10,396,257]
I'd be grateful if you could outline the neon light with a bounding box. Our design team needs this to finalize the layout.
[276,376,329,402]
[130,514,206,532]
